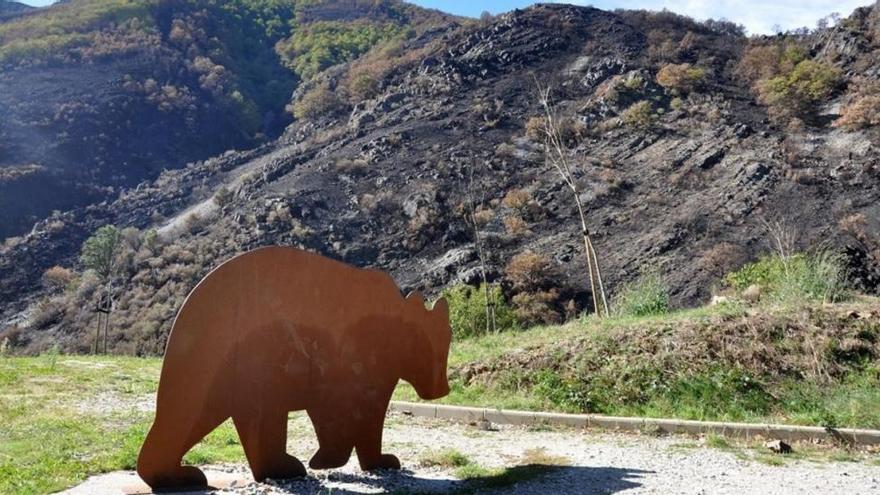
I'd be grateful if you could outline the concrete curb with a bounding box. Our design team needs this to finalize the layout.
[389,401,880,446]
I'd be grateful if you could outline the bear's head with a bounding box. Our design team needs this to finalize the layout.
[402,292,451,400]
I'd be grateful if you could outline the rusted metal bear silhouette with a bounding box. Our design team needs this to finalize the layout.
[137,247,451,491]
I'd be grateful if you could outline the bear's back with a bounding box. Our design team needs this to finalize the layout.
[162,247,404,360]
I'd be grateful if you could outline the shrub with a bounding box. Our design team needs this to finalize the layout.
[343,36,437,104]
[31,298,64,329]
[613,270,669,318]
[290,85,345,120]
[621,101,655,128]
[472,207,494,226]
[503,215,530,236]
[42,266,74,291]
[736,44,783,83]
[701,242,747,279]
[213,186,234,207]
[758,60,840,118]
[505,250,556,292]
[655,63,706,94]
[501,189,530,210]
[557,117,588,145]
[512,289,561,326]
[335,157,369,175]
[441,284,518,339]
[524,116,545,141]
[622,74,645,90]
[834,94,880,130]
[348,72,379,101]
[725,252,850,304]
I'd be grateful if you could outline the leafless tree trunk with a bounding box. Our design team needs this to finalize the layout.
[93,288,113,354]
[466,160,497,333]
[93,313,102,355]
[536,81,610,317]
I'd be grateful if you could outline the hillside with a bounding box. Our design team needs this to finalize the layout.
[0,0,456,239]
[1,2,880,354]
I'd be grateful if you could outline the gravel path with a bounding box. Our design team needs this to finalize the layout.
[65,413,880,494]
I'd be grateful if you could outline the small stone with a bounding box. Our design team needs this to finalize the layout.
[742,284,762,303]
[710,295,731,306]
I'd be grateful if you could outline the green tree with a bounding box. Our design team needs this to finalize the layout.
[80,225,122,280]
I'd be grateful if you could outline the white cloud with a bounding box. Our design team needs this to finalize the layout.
[581,0,875,35]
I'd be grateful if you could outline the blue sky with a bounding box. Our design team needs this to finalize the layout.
[19,0,874,35]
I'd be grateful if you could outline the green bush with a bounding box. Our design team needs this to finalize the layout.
[620,101,655,128]
[725,252,849,303]
[290,85,344,119]
[441,284,518,339]
[758,60,840,118]
[612,270,669,318]
[655,63,706,94]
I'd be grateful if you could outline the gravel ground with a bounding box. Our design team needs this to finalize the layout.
[65,413,880,494]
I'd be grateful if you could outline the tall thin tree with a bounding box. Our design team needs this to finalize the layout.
[535,81,610,317]
[465,159,497,333]
[80,225,121,353]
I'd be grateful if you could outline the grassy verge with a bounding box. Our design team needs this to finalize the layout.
[394,298,880,429]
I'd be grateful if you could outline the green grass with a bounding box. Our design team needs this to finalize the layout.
[725,252,850,304]
[418,449,472,468]
[0,355,246,495]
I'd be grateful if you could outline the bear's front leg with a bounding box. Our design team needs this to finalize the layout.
[307,406,355,469]
[355,403,400,471]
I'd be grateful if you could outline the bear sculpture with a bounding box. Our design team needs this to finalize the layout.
[137,247,451,491]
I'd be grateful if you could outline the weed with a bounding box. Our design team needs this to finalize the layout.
[418,449,471,468]
[725,252,850,304]
[706,434,731,449]
[520,447,570,466]
[612,270,669,318]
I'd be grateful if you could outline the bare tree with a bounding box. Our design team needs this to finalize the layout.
[535,81,610,317]
[760,217,797,261]
[465,159,497,333]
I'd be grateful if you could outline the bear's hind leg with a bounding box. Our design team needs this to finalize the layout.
[355,404,400,471]
[232,409,306,481]
[137,409,226,491]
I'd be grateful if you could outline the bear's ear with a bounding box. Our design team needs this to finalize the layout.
[431,297,449,315]
[406,291,425,308]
